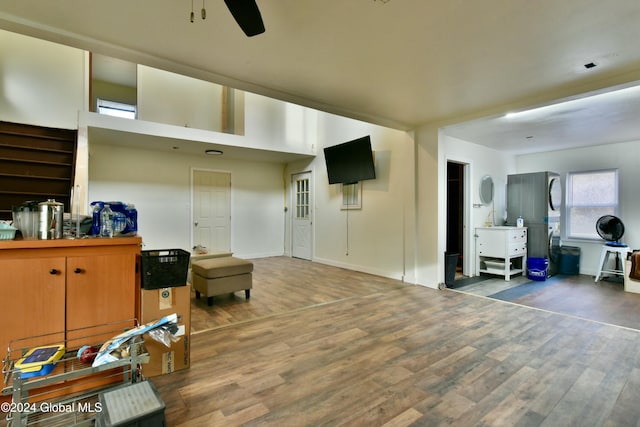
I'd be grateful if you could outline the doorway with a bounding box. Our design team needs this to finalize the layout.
[192,170,231,252]
[291,171,312,260]
[446,162,465,278]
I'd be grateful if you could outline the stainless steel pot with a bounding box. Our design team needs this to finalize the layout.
[38,199,64,239]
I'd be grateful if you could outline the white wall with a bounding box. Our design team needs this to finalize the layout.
[413,124,440,287]
[0,29,84,129]
[137,65,223,131]
[439,133,517,277]
[413,125,517,288]
[516,139,640,275]
[440,134,515,227]
[88,143,286,258]
[88,108,418,283]
[286,112,416,282]
[244,93,317,155]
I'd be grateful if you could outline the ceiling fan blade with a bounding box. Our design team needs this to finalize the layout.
[223,0,265,37]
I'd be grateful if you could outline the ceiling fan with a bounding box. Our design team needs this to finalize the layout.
[224,0,265,37]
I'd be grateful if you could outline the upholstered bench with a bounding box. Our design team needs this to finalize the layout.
[191,256,253,306]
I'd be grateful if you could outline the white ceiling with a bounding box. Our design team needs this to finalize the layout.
[1,0,640,155]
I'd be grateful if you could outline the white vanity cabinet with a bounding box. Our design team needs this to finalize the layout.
[476,226,527,281]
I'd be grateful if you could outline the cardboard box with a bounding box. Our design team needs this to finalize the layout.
[625,260,640,294]
[141,284,191,377]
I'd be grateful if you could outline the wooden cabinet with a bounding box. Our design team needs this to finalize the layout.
[0,257,66,351]
[476,227,527,281]
[0,237,142,356]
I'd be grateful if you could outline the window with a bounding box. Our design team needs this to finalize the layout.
[341,182,362,210]
[97,99,136,119]
[566,169,618,239]
[295,177,310,219]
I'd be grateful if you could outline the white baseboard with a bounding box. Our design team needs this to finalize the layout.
[312,256,405,282]
[234,251,285,260]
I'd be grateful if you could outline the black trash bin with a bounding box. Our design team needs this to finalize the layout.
[445,252,459,285]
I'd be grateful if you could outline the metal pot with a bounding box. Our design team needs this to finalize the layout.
[38,199,64,239]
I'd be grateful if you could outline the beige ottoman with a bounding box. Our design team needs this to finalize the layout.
[191,257,253,306]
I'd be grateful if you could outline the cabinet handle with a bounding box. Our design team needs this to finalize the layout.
[74,268,83,274]
[49,269,59,275]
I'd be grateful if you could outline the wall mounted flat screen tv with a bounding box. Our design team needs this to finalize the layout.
[324,136,376,185]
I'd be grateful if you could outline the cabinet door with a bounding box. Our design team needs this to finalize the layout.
[0,258,65,355]
[477,230,506,257]
[66,253,137,343]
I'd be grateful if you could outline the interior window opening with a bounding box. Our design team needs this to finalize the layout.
[97,98,137,119]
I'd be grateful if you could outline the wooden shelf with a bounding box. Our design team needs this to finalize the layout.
[0,121,77,221]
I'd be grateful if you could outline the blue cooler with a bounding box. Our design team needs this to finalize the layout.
[528,257,549,281]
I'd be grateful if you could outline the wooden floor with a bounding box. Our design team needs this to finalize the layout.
[451,272,640,330]
[188,257,407,333]
[151,257,640,426]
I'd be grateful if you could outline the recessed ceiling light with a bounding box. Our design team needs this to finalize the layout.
[205,149,223,156]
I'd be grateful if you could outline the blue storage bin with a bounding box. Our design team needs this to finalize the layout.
[528,257,549,281]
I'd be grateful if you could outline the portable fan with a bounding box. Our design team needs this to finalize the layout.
[596,215,627,247]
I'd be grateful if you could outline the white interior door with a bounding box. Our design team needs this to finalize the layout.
[193,170,231,252]
[291,172,312,260]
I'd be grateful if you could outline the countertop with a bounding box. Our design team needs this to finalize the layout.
[0,235,143,250]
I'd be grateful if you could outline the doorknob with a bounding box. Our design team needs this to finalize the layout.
[194,221,198,227]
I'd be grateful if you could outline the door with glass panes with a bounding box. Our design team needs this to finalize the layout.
[291,172,312,260]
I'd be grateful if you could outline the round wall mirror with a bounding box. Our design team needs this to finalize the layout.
[479,175,494,206]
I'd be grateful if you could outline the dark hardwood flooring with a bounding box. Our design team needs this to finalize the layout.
[148,257,640,426]
[452,273,640,330]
